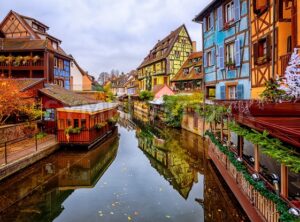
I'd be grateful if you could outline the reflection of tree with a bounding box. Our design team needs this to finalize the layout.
[0,130,120,221]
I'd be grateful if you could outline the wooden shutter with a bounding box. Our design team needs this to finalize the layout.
[211,48,215,66]
[253,42,258,65]
[210,12,214,30]
[235,39,241,66]
[204,52,207,67]
[219,45,225,70]
[234,0,241,21]
[266,35,271,61]
[236,84,244,99]
[203,17,207,32]
[220,86,226,99]
[217,6,223,31]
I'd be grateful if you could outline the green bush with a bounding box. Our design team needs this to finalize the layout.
[139,90,154,101]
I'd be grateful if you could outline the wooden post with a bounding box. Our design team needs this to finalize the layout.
[280,164,288,198]
[4,142,7,165]
[220,116,224,141]
[238,135,243,157]
[254,144,260,172]
[227,117,231,146]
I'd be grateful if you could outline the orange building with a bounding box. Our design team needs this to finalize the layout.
[250,0,297,98]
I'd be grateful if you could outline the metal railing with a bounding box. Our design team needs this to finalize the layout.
[0,130,57,166]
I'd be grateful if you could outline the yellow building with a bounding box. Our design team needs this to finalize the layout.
[137,24,194,91]
[250,0,297,98]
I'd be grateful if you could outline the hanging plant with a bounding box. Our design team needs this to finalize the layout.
[32,55,40,63]
[23,56,32,65]
[0,56,6,62]
[13,56,23,67]
[94,122,107,130]
[6,56,14,64]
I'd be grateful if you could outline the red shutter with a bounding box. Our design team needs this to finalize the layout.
[254,42,259,65]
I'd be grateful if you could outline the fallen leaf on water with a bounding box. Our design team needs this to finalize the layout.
[134,211,139,216]
[159,188,163,192]
[112,203,115,207]
[128,216,132,221]
[110,212,114,215]
[218,209,222,212]
[165,215,171,219]
[99,214,103,217]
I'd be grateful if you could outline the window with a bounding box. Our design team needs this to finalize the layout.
[194,66,201,74]
[54,58,58,67]
[206,15,211,31]
[58,59,64,69]
[81,119,86,129]
[183,68,189,75]
[175,51,180,58]
[228,85,236,99]
[225,42,235,65]
[254,36,270,65]
[52,41,58,50]
[73,119,79,128]
[67,119,71,126]
[58,119,65,130]
[207,51,212,66]
[154,78,157,86]
[207,86,216,99]
[225,1,234,23]
[44,109,55,121]
[164,76,168,85]
[254,0,269,15]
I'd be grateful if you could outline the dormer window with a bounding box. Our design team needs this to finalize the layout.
[194,66,201,74]
[183,68,189,75]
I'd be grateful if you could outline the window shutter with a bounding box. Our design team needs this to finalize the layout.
[234,0,241,21]
[254,42,258,65]
[203,52,207,67]
[217,6,223,31]
[219,45,225,70]
[203,17,207,32]
[266,35,271,61]
[236,84,244,99]
[211,48,215,66]
[235,39,241,67]
[220,86,226,99]
[210,12,214,30]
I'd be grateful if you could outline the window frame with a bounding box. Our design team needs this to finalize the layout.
[224,1,235,24]
[253,0,269,16]
[225,41,235,66]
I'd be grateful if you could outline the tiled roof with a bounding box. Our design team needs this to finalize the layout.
[0,78,44,92]
[0,38,47,51]
[111,74,128,88]
[57,102,118,114]
[171,52,203,82]
[39,84,96,106]
[138,25,186,69]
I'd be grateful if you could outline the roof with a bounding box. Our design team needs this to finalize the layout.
[171,52,203,82]
[17,11,49,30]
[0,78,44,92]
[111,74,128,88]
[149,97,165,105]
[193,0,221,22]
[39,84,96,106]
[57,102,118,114]
[138,24,190,69]
[152,84,166,95]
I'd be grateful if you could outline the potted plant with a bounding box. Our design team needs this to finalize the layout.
[23,56,32,65]
[13,56,23,66]
[108,115,119,125]
[226,58,236,70]
[32,55,40,63]
[94,122,107,130]
[6,56,14,65]
[0,56,6,63]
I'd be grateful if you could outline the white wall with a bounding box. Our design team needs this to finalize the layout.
[70,61,83,91]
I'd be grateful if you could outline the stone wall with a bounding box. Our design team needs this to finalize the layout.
[0,122,37,144]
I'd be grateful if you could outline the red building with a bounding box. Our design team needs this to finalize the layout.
[0,10,71,89]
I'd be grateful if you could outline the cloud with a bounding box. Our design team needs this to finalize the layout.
[0,0,209,77]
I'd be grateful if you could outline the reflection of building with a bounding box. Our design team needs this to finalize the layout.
[0,130,119,221]
[136,123,200,199]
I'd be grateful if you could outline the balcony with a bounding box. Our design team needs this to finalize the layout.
[0,60,44,70]
[280,53,292,76]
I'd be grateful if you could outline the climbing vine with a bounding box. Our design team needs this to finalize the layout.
[205,131,299,222]
[229,122,300,173]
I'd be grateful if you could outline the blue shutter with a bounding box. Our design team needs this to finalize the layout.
[203,17,207,32]
[235,39,241,67]
[210,12,214,30]
[217,6,223,31]
[203,52,207,67]
[236,84,244,99]
[219,45,225,70]
[234,0,241,21]
[220,86,226,99]
[211,48,215,66]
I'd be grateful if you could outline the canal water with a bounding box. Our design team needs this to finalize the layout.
[0,114,249,222]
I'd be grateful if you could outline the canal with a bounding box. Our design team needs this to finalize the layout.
[0,114,249,222]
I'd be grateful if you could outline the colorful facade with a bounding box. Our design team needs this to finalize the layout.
[249,0,295,98]
[171,51,203,93]
[137,25,194,91]
[0,10,71,89]
[194,0,251,100]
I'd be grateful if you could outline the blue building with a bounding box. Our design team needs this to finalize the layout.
[194,0,251,100]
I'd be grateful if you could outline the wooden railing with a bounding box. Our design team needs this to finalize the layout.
[280,53,292,76]
[0,60,44,68]
[209,141,280,222]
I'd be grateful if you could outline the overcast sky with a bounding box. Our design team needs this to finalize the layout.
[1,0,210,77]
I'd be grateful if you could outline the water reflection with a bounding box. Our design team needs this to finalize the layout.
[0,129,119,222]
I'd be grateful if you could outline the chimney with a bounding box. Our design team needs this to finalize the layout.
[192,41,197,52]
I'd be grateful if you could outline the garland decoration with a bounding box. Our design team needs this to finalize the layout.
[205,131,299,222]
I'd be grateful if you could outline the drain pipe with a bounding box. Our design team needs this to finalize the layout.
[272,0,276,79]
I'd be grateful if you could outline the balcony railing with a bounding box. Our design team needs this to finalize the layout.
[0,60,44,68]
[280,53,292,76]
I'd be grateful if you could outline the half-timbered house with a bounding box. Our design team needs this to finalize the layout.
[194,0,251,100]
[250,0,296,98]
[137,25,194,91]
[0,10,71,89]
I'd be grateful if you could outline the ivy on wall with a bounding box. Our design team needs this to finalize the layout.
[229,122,300,173]
[205,131,299,222]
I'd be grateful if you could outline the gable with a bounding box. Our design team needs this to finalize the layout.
[0,13,34,39]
